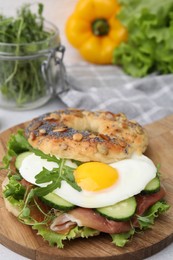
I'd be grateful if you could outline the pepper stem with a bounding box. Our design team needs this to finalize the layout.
[92,19,110,36]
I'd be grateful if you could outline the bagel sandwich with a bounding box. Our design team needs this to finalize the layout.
[1,108,170,248]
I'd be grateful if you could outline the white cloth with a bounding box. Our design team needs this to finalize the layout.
[60,64,173,125]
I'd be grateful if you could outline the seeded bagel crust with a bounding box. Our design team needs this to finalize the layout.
[25,108,148,163]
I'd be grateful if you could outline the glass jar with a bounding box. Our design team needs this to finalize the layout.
[0,20,67,110]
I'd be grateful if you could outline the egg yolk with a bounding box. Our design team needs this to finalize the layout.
[74,162,119,192]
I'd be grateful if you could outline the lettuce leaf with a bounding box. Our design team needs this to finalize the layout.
[5,195,25,211]
[113,0,173,77]
[32,225,100,248]
[137,200,170,229]
[3,174,25,200]
[111,229,135,247]
[3,178,99,248]
[2,129,32,168]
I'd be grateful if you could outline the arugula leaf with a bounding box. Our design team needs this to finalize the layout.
[34,176,62,197]
[113,0,173,77]
[62,165,81,191]
[111,229,135,247]
[18,188,38,224]
[2,130,81,193]
[137,200,170,229]
[31,148,60,164]
[34,159,81,197]
[35,167,58,184]
[0,3,54,105]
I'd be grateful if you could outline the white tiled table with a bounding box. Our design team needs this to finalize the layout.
[0,1,172,259]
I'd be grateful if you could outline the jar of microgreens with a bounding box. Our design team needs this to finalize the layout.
[0,4,68,110]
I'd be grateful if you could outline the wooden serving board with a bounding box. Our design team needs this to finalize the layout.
[0,115,173,260]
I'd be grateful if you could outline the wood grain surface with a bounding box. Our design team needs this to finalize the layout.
[0,115,173,260]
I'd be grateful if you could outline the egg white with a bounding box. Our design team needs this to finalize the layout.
[19,153,157,208]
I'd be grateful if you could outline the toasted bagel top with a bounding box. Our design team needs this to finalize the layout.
[25,108,148,163]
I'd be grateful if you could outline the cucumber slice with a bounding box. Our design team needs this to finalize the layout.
[142,176,160,194]
[96,197,137,222]
[15,151,33,170]
[40,192,75,211]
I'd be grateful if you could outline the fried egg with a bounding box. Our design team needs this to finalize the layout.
[19,153,157,208]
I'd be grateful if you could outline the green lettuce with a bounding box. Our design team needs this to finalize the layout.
[113,0,173,77]
[5,196,25,212]
[3,174,25,200]
[111,229,135,247]
[32,225,99,248]
[2,129,32,169]
[137,200,170,229]
[3,176,99,247]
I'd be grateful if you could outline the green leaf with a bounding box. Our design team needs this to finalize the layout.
[10,129,32,152]
[5,196,24,212]
[62,166,81,191]
[35,167,59,184]
[1,130,31,169]
[38,3,44,16]
[32,225,99,248]
[0,3,54,105]
[111,229,135,247]
[21,207,30,218]
[34,180,62,197]
[3,174,26,200]
[31,148,60,164]
[2,131,81,196]
[113,0,173,77]
[34,158,81,196]
[137,201,170,229]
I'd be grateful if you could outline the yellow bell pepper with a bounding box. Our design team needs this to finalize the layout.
[65,0,128,64]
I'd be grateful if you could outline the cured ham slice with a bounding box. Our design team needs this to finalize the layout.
[50,213,77,234]
[50,187,166,234]
[132,187,166,227]
[50,208,131,234]
[135,187,166,216]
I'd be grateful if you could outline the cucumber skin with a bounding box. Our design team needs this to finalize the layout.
[141,187,160,195]
[40,194,76,211]
[15,151,33,170]
[141,177,160,195]
[95,209,134,222]
[95,197,137,222]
